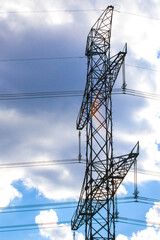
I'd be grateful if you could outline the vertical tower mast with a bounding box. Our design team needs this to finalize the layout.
[71,6,139,240]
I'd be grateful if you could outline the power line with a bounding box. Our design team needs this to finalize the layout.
[0,197,131,210]
[0,205,76,214]
[137,168,160,177]
[0,196,158,233]
[114,9,160,21]
[118,196,160,206]
[130,168,160,178]
[0,195,158,215]
[0,88,159,101]
[0,8,159,21]
[0,215,160,233]
[0,153,159,176]
[0,54,159,75]
[0,56,86,62]
[0,90,84,101]
[137,196,160,203]
[124,88,160,101]
[117,220,149,228]
[0,55,159,74]
[126,63,160,73]
[117,216,160,228]
[0,224,70,233]
[0,200,77,210]
[0,201,78,214]
[0,9,103,14]
[0,159,157,179]
[0,158,86,169]
[0,219,71,233]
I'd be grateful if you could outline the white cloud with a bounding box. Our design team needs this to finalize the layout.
[117,202,160,240]
[131,228,160,240]
[0,0,73,30]
[116,234,128,240]
[146,202,160,228]
[117,184,127,196]
[0,106,85,201]
[0,169,23,206]
[23,164,84,200]
[0,0,159,227]
[35,209,84,240]
[117,228,160,240]
[114,98,160,185]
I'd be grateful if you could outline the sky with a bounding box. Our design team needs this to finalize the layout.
[0,0,160,239]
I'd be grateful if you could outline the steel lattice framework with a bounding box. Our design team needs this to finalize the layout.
[71,6,139,240]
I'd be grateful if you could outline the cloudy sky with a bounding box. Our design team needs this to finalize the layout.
[0,0,160,239]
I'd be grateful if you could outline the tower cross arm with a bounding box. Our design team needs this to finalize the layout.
[90,142,139,203]
[76,44,127,130]
[71,142,139,230]
[111,141,139,190]
[71,173,87,230]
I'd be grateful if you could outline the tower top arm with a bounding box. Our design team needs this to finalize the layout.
[76,6,127,130]
[76,6,114,130]
[85,5,114,56]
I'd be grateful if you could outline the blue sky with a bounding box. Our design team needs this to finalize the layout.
[0,0,160,239]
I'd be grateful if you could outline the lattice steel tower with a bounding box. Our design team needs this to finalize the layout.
[71,6,139,240]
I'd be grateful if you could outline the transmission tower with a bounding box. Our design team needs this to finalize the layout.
[71,6,139,240]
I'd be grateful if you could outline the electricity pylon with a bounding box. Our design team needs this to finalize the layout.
[71,6,139,240]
